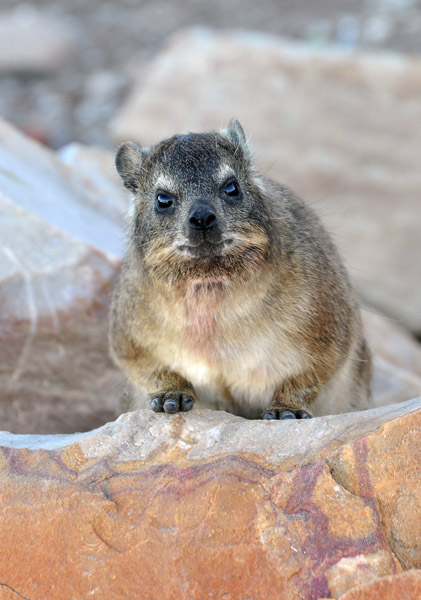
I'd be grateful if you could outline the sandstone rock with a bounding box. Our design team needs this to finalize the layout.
[0,399,419,599]
[338,569,421,600]
[0,8,72,74]
[0,119,128,434]
[110,29,421,333]
[326,552,399,598]
[329,408,421,570]
[0,585,26,600]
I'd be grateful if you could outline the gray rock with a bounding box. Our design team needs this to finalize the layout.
[0,399,419,465]
[0,8,73,74]
[58,142,129,227]
[0,118,127,260]
[0,119,129,434]
[362,309,421,376]
[362,308,421,408]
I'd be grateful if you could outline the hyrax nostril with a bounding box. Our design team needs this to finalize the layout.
[189,201,217,230]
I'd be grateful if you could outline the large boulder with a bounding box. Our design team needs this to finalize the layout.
[110,29,421,334]
[0,399,419,599]
[0,118,127,259]
[0,118,127,434]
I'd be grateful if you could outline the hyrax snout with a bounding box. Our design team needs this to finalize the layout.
[188,200,217,231]
[110,120,371,420]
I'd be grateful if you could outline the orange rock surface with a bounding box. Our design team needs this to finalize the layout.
[0,401,419,599]
[338,569,421,600]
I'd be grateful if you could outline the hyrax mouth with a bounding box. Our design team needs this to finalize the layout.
[179,239,233,259]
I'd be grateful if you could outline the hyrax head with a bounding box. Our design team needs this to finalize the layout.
[115,120,271,281]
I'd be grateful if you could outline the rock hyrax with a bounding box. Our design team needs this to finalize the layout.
[110,120,371,419]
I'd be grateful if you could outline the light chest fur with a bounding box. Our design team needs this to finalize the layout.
[145,278,308,418]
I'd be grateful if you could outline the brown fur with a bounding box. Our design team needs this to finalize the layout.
[110,120,371,420]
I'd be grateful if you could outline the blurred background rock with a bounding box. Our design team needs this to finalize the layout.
[1,0,421,148]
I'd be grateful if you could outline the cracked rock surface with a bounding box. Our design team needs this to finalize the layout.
[0,399,419,599]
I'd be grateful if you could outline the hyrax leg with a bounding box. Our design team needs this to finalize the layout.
[147,368,196,414]
[114,350,196,414]
[110,317,197,413]
[264,371,320,420]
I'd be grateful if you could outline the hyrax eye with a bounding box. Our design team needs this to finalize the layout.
[155,192,175,213]
[222,179,242,201]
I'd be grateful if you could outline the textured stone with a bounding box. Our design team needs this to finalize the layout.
[337,569,421,600]
[329,408,421,570]
[110,28,421,332]
[0,400,419,599]
[0,119,127,434]
[0,586,26,600]
[326,551,395,597]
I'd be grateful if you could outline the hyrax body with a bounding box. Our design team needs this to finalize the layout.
[110,120,371,420]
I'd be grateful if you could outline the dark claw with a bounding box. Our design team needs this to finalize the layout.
[263,408,312,420]
[280,410,296,420]
[263,410,278,420]
[149,392,195,414]
[297,410,311,419]
[182,397,194,411]
[163,398,178,413]
[150,397,162,412]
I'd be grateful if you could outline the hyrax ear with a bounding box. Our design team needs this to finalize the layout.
[221,119,251,160]
[115,142,149,193]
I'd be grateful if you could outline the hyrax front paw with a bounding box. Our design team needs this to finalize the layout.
[263,408,312,420]
[149,391,195,414]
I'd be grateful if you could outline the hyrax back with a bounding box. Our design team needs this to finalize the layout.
[110,120,371,420]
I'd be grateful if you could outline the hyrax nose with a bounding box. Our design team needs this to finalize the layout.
[188,200,217,231]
